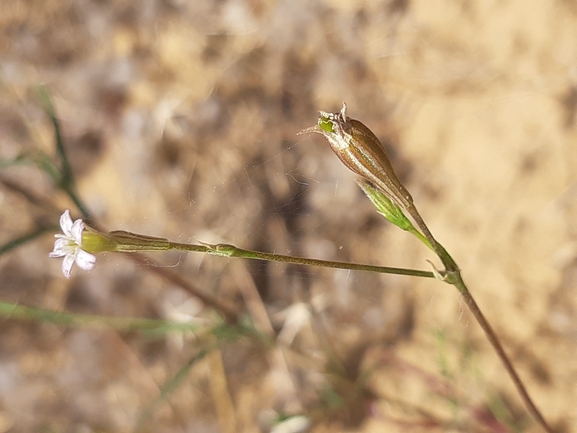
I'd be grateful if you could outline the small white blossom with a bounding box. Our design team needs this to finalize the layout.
[49,210,96,278]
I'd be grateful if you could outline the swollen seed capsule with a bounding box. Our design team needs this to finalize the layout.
[300,103,413,210]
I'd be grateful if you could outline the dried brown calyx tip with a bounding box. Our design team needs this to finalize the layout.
[299,102,413,210]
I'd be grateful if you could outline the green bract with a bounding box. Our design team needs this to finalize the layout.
[355,179,414,232]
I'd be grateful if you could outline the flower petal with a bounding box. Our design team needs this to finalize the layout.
[60,210,74,237]
[75,249,96,271]
[71,219,85,245]
[49,238,69,257]
[61,254,75,279]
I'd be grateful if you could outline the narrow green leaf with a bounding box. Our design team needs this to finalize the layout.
[0,301,200,333]
[0,227,55,256]
[37,86,91,219]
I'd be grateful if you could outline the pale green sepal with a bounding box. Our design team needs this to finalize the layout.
[357,179,433,250]
[356,179,413,231]
[81,226,119,254]
[82,227,171,253]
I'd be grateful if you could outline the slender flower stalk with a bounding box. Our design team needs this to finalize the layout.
[301,104,553,433]
[48,210,435,279]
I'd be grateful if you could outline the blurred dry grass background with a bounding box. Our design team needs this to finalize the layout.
[1,0,577,432]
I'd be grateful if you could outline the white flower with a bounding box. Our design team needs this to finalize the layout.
[49,210,96,278]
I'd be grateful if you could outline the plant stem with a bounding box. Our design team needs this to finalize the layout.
[104,232,434,278]
[168,241,435,279]
[452,278,553,433]
[407,205,553,433]
[406,205,458,272]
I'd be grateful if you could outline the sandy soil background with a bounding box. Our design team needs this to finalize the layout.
[1,0,577,432]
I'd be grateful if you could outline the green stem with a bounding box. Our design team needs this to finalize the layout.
[406,205,552,433]
[406,204,458,272]
[39,86,92,220]
[168,241,435,279]
[38,87,74,188]
[408,226,432,249]
[102,231,435,278]
[451,277,553,433]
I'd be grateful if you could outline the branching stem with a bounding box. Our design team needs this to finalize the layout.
[407,205,553,433]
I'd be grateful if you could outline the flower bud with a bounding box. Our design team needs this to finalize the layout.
[300,103,413,210]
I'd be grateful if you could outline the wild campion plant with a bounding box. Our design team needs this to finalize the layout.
[39,94,553,431]
[300,103,553,433]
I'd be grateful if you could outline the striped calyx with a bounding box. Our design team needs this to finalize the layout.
[302,103,413,210]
